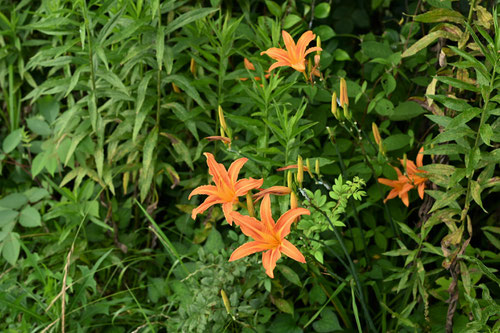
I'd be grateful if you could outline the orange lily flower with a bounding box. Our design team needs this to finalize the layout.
[260,30,322,73]
[229,194,310,278]
[253,186,291,202]
[378,167,414,207]
[400,147,428,199]
[189,153,263,225]
[378,148,428,206]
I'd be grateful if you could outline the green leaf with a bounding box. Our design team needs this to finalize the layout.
[470,180,486,212]
[435,76,479,92]
[479,123,493,146]
[313,25,335,41]
[156,26,164,68]
[165,75,205,109]
[26,117,51,136]
[465,147,481,177]
[362,41,393,59]
[0,193,28,209]
[381,73,396,95]
[402,30,450,58]
[413,8,465,24]
[31,152,48,178]
[24,188,49,203]
[204,227,224,253]
[139,127,158,202]
[428,94,470,112]
[429,187,465,213]
[274,298,294,315]
[265,0,282,17]
[37,96,60,124]
[2,232,20,265]
[164,8,217,35]
[277,265,302,287]
[390,101,425,121]
[0,208,19,228]
[312,308,342,332]
[314,3,331,19]
[384,134,410,151]
[19,206,42,227]
[2,129,23,153]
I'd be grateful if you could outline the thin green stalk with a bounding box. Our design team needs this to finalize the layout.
[156,3,162,125]
[8,63,19,131]
[299,188,377,332]
[331,136,371,263]
[461,59,496,222]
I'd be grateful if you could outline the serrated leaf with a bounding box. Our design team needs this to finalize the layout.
[19,206,41,227]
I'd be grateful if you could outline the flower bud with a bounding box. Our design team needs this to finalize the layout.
[287,170,293,189]
[290,191,298,210]
[316,36,321,55]
[306,158,313,178]
[331,91,341,120]
[218,105,227,134]
[372,122,381,146]
[221,289,231,314]
[297,156,303,186]
[340,78,349,108]
[172,82,181,93]
[190,58,196,77]
[315,159,320,176]
[246,192,255,217]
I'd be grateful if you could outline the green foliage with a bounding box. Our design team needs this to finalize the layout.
[0,0,498,332]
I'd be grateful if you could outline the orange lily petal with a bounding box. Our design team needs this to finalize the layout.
[229,241,266,261]
[260,195,275,232]
[262,248,281,278]
[303,46,322,57]
[268,61,293,72]
[228,157,248,184]
[204,152,231,188]
[416,147,424,168]
[244,58,255,70]
[188,185,219,200]
[418,183,426,199]
[275,207,310,237]
[281,30,297,58]
[204,136,231,144]
[296,30,315,56]
[191,196,224,219]
[260,48,291,62]
[222,202,235,225]
[276,164,310,172]
[231,211,267,240]
[281,239,306,263]
[234,177,264,196]
[253,186,291,201]
[401,191,410,207]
